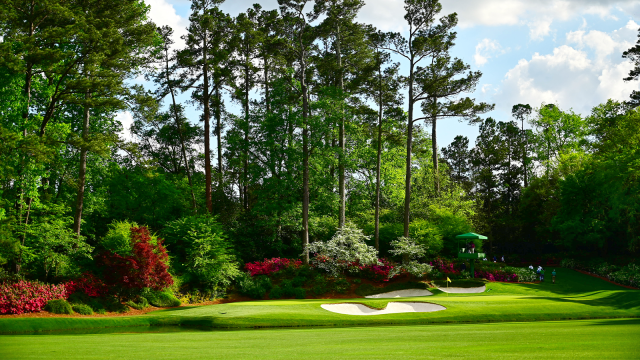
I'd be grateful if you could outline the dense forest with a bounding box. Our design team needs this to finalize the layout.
[1,0,639,297]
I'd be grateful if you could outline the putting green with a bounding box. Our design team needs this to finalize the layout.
[1,268,638,333]
[1,319,638,359]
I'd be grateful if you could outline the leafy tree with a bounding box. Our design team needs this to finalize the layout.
[441,135,471,188]
[622,26,640,107]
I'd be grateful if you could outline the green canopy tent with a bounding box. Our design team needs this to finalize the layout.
[455,233,487,278]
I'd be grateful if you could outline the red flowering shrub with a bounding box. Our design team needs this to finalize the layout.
[0,280,68,315]
[244,258,302,276]
[99,226,173,299]
[65,273,108,298]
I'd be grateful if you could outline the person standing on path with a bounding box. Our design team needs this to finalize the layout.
[540,268,545,282]
[552,269,556,284]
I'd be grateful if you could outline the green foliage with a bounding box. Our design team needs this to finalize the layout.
[100,220,139,255]
[163,216,240,291]
[44,299,73,315]
[237,274,272,300]
[330,277,350,294]
[269,279,306,299]
[126,296,149,310]
[311,274,329,295]
[143,290,181,308]
[71,304,94,315]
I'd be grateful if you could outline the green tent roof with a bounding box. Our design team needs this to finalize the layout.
[455,232,488,240]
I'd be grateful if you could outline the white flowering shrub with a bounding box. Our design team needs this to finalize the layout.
[389,237,427,261]
[307,223,378,277]
[388,237,432,278]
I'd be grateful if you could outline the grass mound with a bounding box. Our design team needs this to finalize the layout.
[433,279,485,288]
[355,281,428,297]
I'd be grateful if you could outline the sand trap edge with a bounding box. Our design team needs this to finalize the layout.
[364,289,433,298]
[321,302,446,316]
[436,285,486,293]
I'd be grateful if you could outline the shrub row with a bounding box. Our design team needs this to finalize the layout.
[561,259,639,288]
[0,280,68,315]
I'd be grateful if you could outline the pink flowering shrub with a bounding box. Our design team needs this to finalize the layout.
[245,258,303,276]
[0,280,68,315]
[430,257,459,274]
[476,270,519,282]
[354,259,396,281]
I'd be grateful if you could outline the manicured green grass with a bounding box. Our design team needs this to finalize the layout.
[1,318,639,359]
[1,268,638,334]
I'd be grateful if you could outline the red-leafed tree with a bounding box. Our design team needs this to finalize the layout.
[99,227,173,299]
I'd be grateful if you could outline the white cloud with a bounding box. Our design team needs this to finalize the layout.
[355,0,637,41]
[115,111,135,142]
[474,38,506,66]
[495,21,638,114]
[145,0,189,49]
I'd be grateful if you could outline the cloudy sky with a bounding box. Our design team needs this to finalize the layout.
[124,0,640,148]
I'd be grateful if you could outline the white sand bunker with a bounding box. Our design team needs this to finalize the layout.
[364,289,433,298]
[437,285,486,293]
[321,302,446,316]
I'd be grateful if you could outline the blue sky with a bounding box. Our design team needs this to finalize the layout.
[121,0,640,150]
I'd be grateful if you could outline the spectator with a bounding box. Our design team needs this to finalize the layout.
[501,255,505,262]
[540,268,545,282]
[470,243,475,254]
[552,269,556,284]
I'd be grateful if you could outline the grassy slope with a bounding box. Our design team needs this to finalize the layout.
[1,319,639,359]
[1,268,638,333]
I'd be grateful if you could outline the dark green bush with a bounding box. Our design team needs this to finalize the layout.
[292,275,307,287]
[269,285,283,299]
[331,278,350,294]
[44,299,73,314]
[126,296,149,310]
[72,304,94,315]
[269,280,305,299]
[311,275,329,295]
[95,308,107,315]
[144,290,181,307]
[237,274,272,299]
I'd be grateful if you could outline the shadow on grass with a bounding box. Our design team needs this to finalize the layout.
[521,291,640,311]
[496,268,637,296]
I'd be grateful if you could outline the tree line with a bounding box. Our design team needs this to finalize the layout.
[0,0,639,282]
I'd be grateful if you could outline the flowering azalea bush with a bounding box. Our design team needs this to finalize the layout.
[98,226,173,299]
[476,270,519,282]
[430,257,458,274]
[244,258,303,277]
[65,273,108,298]
[0,280,68,315]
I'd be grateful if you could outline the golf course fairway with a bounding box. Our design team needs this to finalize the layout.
[1,319,639,359]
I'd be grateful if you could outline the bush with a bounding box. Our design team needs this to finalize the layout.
[126,296,149,310]
[44,299,73,314]
[237,274,272,299]
[331,278,350,294]
[0,280,69,315]
[95,308,107,315]
[269,280,305,299]
[244,258,303,277]
[144,290,181,307]
[100,220,139,255]
[311,275,329,295]
[72,304,94,315]
[99,226,173,299]
[308,223,379,276]
[163,216,240,290]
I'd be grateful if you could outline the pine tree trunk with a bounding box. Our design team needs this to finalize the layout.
[431,107,439,194]
[337,24,345,228]
[301,46,310,265]
[403,63,415,238]
[73,91,91,237]
[374,57,383,251]
[203,36,212,214]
